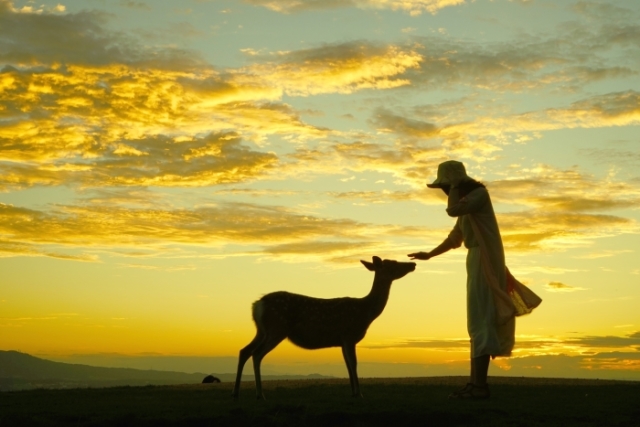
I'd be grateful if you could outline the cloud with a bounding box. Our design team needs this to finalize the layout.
[572,1,638,22]
[360,94,640,193]
[363,338,470,350]
[402,3,640,93]
[0,194,455,264]
[403,42,631,95]
[1,3,428,190]
[498,210,635,252]
[0,201,359,245]
[119,1,151,11]
[0,133,279,189]
[512,266,583,275]
[0,60,324,159]
[575,250,634,259]
[281,153,638,255]
[371,91,640,158]
[545,281,586,293]
[285,146,640,254]
[503,354,640,379]
[329,190,417,204]
[120,263,196,272]
[489,164,640,211]
[0,1,169,67]
[287,138,449,188]
[363,337,571,352]
[237,42,423,96]
[213,188,302,198]
[0,201,435,263]
[371,109,440,139]
[363,331,640,355]
[0,1,638,266]
[244,0,465,15]
[478,165,640,252]
[580,146,640,168]
[569,333,640,349]
[0,238,99,262]
[0,0,67,15]
[581,352,640,372]
[260,241,382,263]
[544,91,640,128]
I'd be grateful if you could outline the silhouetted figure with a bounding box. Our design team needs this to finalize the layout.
[232,256,416,400]
[409,160,515,400]
[202,374,221,383]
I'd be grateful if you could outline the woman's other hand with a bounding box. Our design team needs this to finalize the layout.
[408,252,431,260]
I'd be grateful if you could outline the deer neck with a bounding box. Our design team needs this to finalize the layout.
[364,275,392,319]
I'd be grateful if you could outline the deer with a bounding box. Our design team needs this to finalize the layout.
[231,256,416,400]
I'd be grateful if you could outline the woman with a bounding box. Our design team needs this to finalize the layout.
[408,160,515,399]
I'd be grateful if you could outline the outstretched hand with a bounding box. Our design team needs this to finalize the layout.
[407,252,430,260]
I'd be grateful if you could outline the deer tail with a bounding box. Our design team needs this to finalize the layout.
[251,300,265,329]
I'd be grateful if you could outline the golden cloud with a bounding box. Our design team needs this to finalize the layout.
[259,240,389,264]
[0,133,279,189]
[461,166,639,254]
[373,91,640,160]
[285,138,448,188]
[364,0,465,15]
[371,109,440,138]
[498,210,636,252]
[0,63,313,155]
[0,238,99,262]
[1,2,426,189]
[237,42,423,96]
[489,164,640,212]
[0,202,357,245]
[279,151,637,257]
[362,338,470,350]
[545,281,586,293]
[364,332,640,355]
[0,201,374,250]
[244,0,465,15]
[0,199,441,263]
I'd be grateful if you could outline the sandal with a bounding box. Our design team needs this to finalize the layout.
[448,383,473,399]
[448,383,490,400]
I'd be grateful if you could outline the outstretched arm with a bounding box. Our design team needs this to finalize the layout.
[408,237,457,260]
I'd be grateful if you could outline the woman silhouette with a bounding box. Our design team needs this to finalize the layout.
[409,160,515,399]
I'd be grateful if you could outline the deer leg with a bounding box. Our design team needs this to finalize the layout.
[341,342,362,397]
[251,334,285,400]
[232,331,265,399]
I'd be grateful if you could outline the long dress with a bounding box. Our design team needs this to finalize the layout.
[446,186,515,358]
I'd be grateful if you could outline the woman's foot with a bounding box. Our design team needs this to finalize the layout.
[448,383,490,400]
[448,383,473,399]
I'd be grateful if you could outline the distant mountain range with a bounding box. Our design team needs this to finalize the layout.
[0,351,333,391]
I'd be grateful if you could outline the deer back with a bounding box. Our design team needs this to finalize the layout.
[257,292,374,349]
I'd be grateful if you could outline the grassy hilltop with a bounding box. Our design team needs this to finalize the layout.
[2,376,639,427]
[0,351,331,391]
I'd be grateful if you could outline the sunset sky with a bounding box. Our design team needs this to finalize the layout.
[1,0,639,380]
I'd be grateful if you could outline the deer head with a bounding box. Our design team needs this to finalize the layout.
[360,256,416,280]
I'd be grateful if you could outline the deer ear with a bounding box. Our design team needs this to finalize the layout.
[372,256,382,265]
[361,260,375,271]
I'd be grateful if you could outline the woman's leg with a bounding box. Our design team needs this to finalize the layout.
[469,356,475,384]
[450,355,490,399]
[473,354,490,386]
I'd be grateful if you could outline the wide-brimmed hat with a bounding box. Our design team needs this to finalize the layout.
[427,160,470,188]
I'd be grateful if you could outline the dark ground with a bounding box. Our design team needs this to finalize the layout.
[2,376,639,426]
